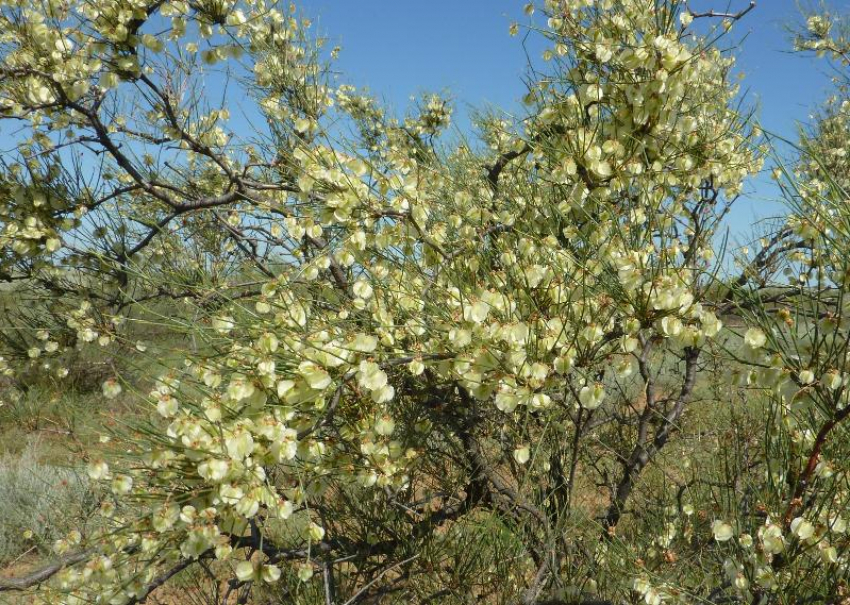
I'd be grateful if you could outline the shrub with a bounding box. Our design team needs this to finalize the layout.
[0,440,98,565]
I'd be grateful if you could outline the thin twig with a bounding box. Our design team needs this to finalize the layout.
[339,555,419,605]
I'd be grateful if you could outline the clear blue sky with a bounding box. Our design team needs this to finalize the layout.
[291,0,840,243]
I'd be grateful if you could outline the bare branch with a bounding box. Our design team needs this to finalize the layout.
[339,555,419,605]
[0,550,93,592]
[124,555,207,605]
[603,347,701,532]
[687,1,755,20]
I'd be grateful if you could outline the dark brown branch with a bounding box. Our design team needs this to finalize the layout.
[783,403,850,524]
[520,559,554,605]
[717,228,808,313]
[486,145,530,192]
[687,1,755,20]
[459,427,550,529]
[603,346,700,532]
[297,353,455,440]
[339,555,419,605]
[124,554,208,605]
[0,550,93,592]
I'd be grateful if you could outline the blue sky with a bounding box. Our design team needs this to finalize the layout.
[291,0,841,242]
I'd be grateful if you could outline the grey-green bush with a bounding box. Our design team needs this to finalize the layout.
[0,440,98,565]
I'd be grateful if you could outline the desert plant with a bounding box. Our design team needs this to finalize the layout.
[0,439,99,565]
[3,0,850,604]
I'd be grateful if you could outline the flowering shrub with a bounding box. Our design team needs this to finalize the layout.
[1,0,849,603]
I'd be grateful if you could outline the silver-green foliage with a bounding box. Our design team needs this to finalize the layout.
[0,440,97,564]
